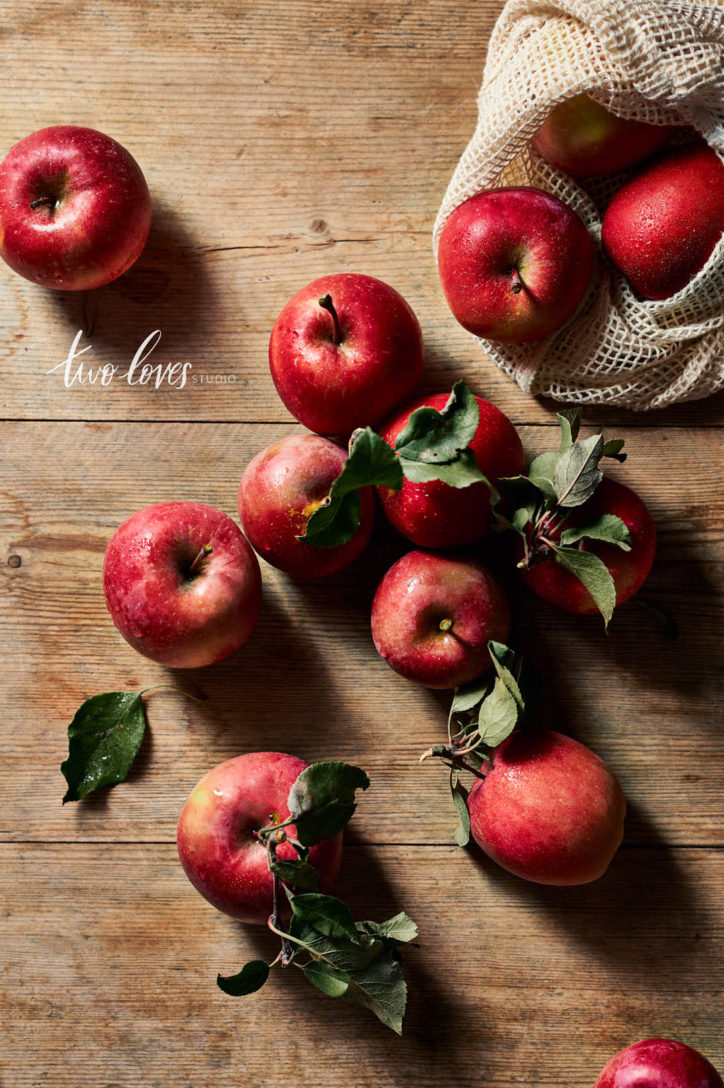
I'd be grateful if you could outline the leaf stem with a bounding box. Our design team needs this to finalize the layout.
[138,684,206,703]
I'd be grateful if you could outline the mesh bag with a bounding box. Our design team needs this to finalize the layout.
[434,0,724,410]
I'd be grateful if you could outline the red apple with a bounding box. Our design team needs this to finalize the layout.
[437,187,594,342]
[177,752,343,924]
[269,273,424,436]
[532,94,675,178]
[602,142,724,299]
[377,392,524,549]
[371,551,510,689]
[594,1038,723,1088]
[0,125,151,290]
[238,433,374,578]
[519,478,656,614]
[103,501,261,668]
[468,729,626,885]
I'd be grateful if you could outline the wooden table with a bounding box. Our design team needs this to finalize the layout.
[2,3,722,1085]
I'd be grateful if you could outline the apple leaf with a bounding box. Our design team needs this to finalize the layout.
[560,514,632,551]
[451,675,493,715]
[395,380,479,463]
[488,640,525,710]
[291,893,361,944]
[450,774,471,847]
[392,380,496,495]
[287,761,370,846]
[217,960,270,996]
[302,960,350,997]
[553,434,604,508]
[294,923,412,1034]
[551,545,617,628]
[557,409,581,451]
[270,858,320,892]
[60,691,147,803]
[602,438,627,462]
[400,447,485,488]
[357,912,419,945]
[477,678,519,748]
[300,428,402,548]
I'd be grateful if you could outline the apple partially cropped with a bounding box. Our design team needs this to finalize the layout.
[519,478,656,615]
[437,187,594,342]
[377,392,524,549]
[371,551,510,689]
[269,273,424,436]
[177,752,343,925]
[238,433,374,578]
[594,1038,723,1088]
[532,93,675,178]
[103,501,262,668]
[0,125,152,290]
[602,142,724,299]
[468,729,625,885]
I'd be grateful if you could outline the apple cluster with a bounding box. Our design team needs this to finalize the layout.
[438,94,724,344]
[19,122,716,1064]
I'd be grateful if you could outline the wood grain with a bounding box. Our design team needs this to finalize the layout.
[3,844,722,1088]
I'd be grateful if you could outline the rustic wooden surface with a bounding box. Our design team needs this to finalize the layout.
[1,2,722,1086]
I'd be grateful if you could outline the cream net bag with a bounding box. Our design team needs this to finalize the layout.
[434,0,724,410]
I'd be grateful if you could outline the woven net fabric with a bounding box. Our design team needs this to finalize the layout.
[434,0,724,410]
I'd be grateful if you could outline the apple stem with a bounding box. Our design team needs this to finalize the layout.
[138,684,206,703]
[188,542,213,576]
[318,293,342,345]
[509,267,524,294]
[438,618,454,633]
[29,195,58,212]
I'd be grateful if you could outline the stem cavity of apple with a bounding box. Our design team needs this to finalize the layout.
[318,293,343,345]
[188,542,213,577]
[509,267,524,294]
[29,195,60,212]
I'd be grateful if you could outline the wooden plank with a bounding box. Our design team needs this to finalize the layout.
[2,843,722,1087]
[0,0,722,427]
[2,422,722,845]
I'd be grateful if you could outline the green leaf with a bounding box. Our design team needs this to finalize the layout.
[60,691,147,803]
[450,774,471,847]
[291,893,360,944]
[557,409,581,451]
[528,451,559,503]
[287,761,370,846]
[451,675,492,714]
[300,428,402,548]
[302,960,350,997]
[401,447,485,488]
[602,438,627,463]
[488,641,525,710]
[477,678,519,748]
[217,960,270,996]
[560,514,632,552]
[393,380,495,495]
[356,912,419,945]
[347,953,408,1034]
[552,434,604,508]
[552,545,617,628]
[270,858,321,892]
[510,504,536,532]
[292,923,415,1033]
[395,380,479,463]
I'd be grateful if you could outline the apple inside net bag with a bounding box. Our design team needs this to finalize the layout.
[434,0,724,411]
